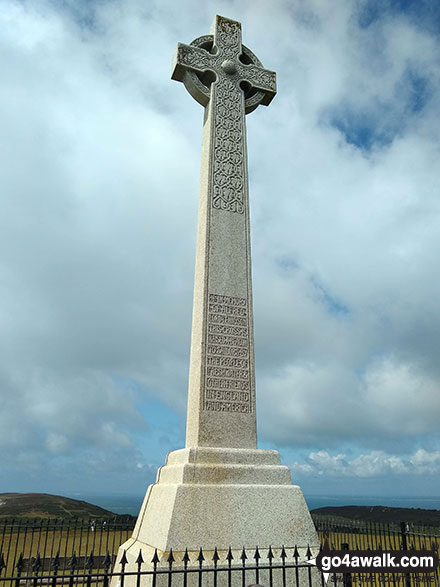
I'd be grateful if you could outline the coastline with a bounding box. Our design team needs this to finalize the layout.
[70,492,440,517]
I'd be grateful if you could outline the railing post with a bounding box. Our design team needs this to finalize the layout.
[306,545,313,587]
[293,545,299,587]
[167,548,175,587]
[86,550,94,587]
[15,553,23,587]
[240,547,247,587]
[119,550,128,587]
[68,551,77,587]
[400,522,408,550]
[135,549,143,587]
[212,548,219,587]
[341,543,352,587]
[254,547,260,586]
[103,550,112,587]
[50,551,60,587]
[267,546,274,587]
[280,546,287,587]
[151,549,159,587]
[400,522,411,587]
[32,552,42,587]
[183,548,191,587]
[197,547,205,587]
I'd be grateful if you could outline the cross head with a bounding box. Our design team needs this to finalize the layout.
[172,15,276,114]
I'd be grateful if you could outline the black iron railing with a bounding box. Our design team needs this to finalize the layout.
[0,517,134,576]
[0,516,439,586]
[0,544,321,586]
[313,515,440,550]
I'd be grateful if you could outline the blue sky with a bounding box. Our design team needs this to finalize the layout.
[1,0,440,504]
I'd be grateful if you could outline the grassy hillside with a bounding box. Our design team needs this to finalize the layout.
[312,505,440,527]
[0,493,129,519]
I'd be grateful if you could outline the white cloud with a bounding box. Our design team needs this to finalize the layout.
[293,448,440,478]
[46,432,68,454]
[410,449,440,474]
[258,355,440,448]
[0,0,439,493]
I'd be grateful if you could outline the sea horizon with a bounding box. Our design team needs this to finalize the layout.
[70,492,440,517]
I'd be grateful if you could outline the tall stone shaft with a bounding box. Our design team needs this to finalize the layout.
[172,15,276,449]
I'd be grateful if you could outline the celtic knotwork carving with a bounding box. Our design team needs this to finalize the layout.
[181,46,212,70]
[243,66,276,91]
[172,16,277,215]
[212,79,245,214]
[217,20,241,59]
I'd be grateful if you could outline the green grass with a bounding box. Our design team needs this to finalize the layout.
[0,526,133,576]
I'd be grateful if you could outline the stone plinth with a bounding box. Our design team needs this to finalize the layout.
[113,447,320,587]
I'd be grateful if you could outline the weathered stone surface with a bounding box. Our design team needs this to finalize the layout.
[128,447,318,551]
[113,447,320,587]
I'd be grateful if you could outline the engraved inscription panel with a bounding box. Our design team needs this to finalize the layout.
[204,293,252,413]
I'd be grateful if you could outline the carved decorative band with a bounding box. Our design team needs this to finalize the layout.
[211,80,245,214]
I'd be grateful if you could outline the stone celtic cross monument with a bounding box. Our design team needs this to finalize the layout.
[172,14,276,449]
[114,14,320,584]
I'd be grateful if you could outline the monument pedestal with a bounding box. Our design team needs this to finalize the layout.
[123,447,319,553]
[114,447,320,586]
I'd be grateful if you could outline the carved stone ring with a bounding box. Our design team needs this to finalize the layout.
[181,34,270,114]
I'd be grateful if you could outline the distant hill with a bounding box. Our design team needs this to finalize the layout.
[0,493,135,520]
[311,505,440,527]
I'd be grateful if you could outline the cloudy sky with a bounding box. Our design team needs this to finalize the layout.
[1,0,440,504]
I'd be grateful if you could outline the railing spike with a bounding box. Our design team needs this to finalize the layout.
[293,546,299,560]
[32,552,42,573]
[86,551,94,571]
[280,546,287,561]
[254,546,261,561]
[167,548,175,564]
[51,552,60,572]
[135,549,144,565]
[267,546,274,560]
[16,553,24,573]
[212,547,220,564]
[306,545,312,560]
[197,547,205,563]
[151,549,160,565]
[104,551,112,571]
[69,552,78,570]
[226,546,233,563]
[240,547,247,562]
[183,548,190,565]
[120,550,128,567]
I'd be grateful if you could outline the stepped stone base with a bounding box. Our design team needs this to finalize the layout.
[111,447,321,587]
